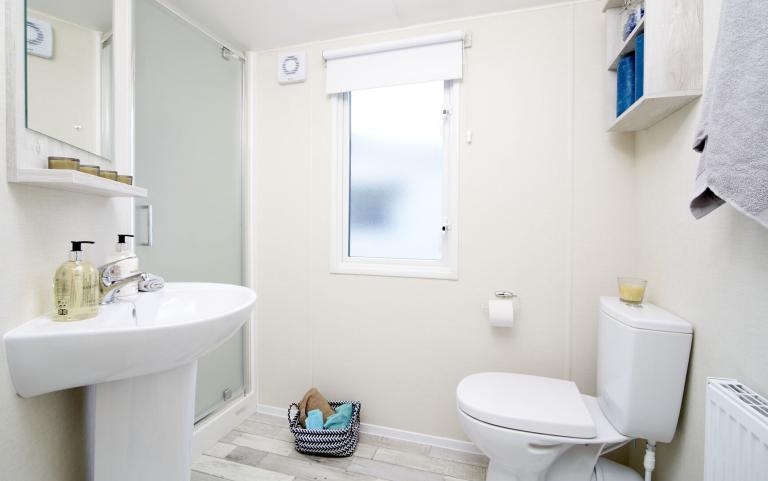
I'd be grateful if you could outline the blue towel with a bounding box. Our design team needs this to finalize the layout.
[324,403,353,430]
[616,54,635,116]
[305,409,324,430]
[635,33,645,101]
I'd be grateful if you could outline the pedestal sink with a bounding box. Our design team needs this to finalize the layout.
[3,282,256,481]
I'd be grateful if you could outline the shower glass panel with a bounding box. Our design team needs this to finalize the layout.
[134,0,245,422]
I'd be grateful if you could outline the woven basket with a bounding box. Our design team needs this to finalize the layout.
[288,400,361,457]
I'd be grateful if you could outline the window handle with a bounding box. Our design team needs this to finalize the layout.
[442,224,452,232]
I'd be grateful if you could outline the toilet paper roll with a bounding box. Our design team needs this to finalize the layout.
[488,299,515,327]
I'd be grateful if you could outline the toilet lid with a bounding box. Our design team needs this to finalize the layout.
[457,373,597,439]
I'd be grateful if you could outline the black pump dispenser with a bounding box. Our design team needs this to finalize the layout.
[117,234,134,244]
[70,241,95,251]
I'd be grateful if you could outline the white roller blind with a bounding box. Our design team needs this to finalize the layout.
[323,31,464,94]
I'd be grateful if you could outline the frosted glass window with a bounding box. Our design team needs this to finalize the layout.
[348,81,445,260]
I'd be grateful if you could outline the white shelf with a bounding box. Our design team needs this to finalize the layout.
[608,91,701,132]
[603,0,624,11]
[608,17,645,71]
[10,168,148,198]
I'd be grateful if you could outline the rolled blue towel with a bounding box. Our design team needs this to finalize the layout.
[324,403,353,430]
[635,33,645,101]
[616,54,635,116]
[305,409,324,430]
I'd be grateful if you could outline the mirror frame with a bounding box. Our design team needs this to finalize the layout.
[5,0,134,180]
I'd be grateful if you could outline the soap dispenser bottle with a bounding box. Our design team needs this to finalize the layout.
[53,241,99,321]
[105,234,139,297]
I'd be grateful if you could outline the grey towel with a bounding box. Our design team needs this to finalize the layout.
[691,0,768,227]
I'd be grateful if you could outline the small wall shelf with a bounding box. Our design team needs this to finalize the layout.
[608,17,644,71]
[604,0,703,132]
[608,91,701,132]
[10,168,147,198]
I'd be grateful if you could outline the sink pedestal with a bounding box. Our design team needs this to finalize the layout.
[87,362,197,481]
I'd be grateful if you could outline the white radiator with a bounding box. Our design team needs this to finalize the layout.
[704,378,768,481]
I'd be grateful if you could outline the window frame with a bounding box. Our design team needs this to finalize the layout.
[330,80,459,280]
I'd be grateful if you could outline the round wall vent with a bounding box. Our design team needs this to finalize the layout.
[278,51,306,84]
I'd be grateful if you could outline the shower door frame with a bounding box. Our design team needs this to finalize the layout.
[128,0,258,460]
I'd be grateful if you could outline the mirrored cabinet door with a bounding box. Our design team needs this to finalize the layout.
[25,0,114,160]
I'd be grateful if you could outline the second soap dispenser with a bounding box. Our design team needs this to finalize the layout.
[106,234,140,297]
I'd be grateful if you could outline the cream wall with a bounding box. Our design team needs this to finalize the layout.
[629,101,768,481]
[1,2,130,480]
[253,0,635,441]
[0,175,130,481]
[27,10,102,155]
[627,1,768,479]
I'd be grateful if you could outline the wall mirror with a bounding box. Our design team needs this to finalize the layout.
[25,0,114,161]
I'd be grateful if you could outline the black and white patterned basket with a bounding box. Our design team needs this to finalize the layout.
[288,400,361,457]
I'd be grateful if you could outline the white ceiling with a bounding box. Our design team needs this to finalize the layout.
[29,0,112,32]
[161,0,567,52]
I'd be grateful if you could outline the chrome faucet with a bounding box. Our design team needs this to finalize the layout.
[98,260,146,305]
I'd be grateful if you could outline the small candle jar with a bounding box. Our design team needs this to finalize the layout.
[99,170,118,181]
[48,157,80,170]
[117,175,133,185]
[78,165,100,176]
[617,277,647,304]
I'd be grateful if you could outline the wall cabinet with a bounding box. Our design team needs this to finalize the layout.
[604,0,703,132]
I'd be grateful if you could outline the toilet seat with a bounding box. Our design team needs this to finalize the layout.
[457,372,597,439]
[458,394,631,446]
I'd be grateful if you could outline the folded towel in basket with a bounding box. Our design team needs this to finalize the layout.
[324,403,353,430]
[298,388,335,428]
[305,409,324,430]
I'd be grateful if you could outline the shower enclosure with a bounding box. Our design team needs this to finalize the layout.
[133,0,247,422]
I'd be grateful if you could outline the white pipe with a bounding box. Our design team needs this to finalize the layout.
[644,440,657,481]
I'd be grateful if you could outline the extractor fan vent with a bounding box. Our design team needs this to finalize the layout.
[278,51,306,84]
[26,17,53,59]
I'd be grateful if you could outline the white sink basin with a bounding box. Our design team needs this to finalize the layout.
[3,282,256,481]
[5,282,256,397]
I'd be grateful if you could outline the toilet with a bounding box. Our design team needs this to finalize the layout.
[457,297,692,481]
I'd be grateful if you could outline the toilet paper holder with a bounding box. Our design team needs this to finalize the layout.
[495,290,517,299]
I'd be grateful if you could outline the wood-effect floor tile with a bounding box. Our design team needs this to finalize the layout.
[192,471,230,481]
[351,442,377,460]
[232,433,296,457]
[258,453,379,481]
[429,447,488,468]
[226,446,269,466]
[195,412,489,481]
[205,443,238,459]
[357,433,431,455]
[347,457,446,481]
[373,448,486,481]
[193,455,294,481]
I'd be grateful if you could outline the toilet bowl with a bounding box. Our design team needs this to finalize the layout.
[456,298,693,481]
[592,458,642,481]
[457,372,634,481]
